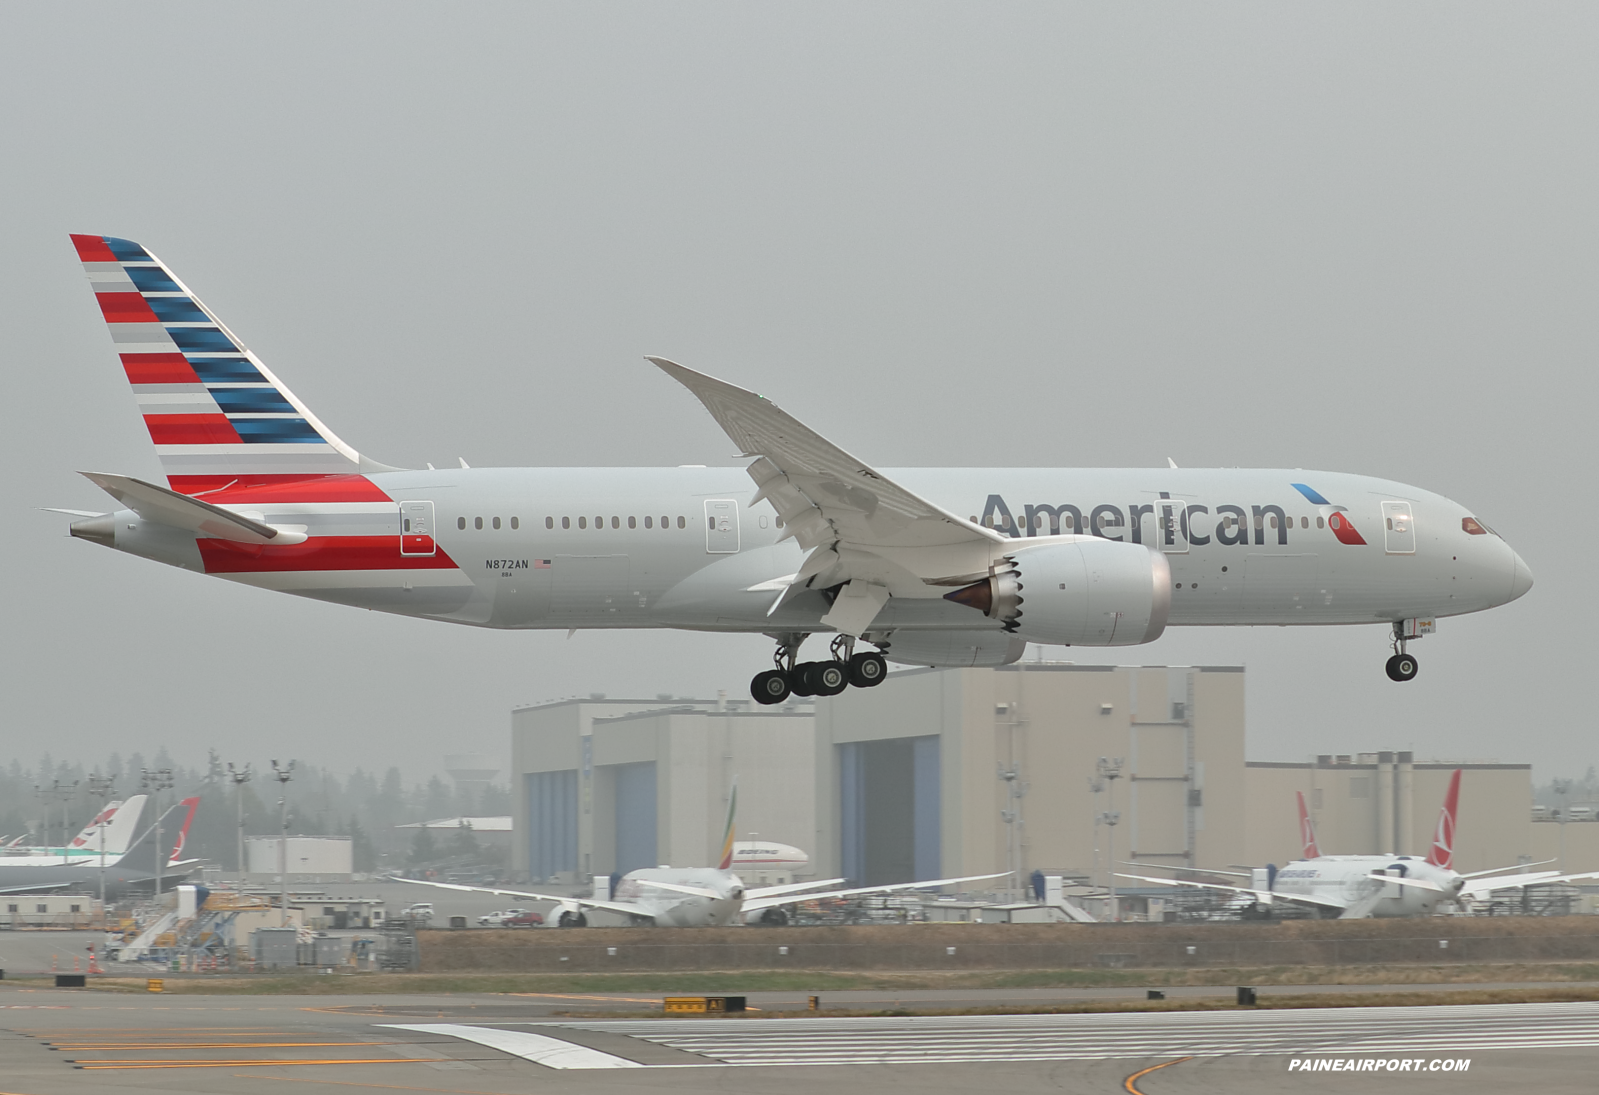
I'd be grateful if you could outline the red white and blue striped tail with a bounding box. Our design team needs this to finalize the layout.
[71,234,392,496]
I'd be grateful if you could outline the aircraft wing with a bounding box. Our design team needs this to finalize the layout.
[745,878,848,900]
[0,881,75,895]
[1115,871,1348,912]
[1461,859,1556,879]
[1124,860,1252,879]
[1365,873,1450,893]
[652,358,1007,632]
[1460,869,1599,899]
[390,877,652,920]
[742,872,1007,914]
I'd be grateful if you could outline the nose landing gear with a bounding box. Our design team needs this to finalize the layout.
[749,633,889,705]
[1386,621,1419,682]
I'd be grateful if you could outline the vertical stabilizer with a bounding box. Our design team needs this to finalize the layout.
[717,782,738,871]
[1297,791,1322,859]
[70,794,148,858]
[1425,769,1462,869]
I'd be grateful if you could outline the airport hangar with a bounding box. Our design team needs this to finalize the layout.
[511,664,1590,891]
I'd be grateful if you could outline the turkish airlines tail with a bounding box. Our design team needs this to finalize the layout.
[1425,769,1462,869]
[166,796,202,864]
[1296,790,1321,859]
[69,233,390,496]
[717,782,738,871]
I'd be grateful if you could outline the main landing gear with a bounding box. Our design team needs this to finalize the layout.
[751,633,888,705]
[1386,621,1419,682]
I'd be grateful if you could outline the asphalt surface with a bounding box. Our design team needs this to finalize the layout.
[0,985,1594,1093]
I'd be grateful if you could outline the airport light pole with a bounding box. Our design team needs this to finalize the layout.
[271,760,296,927]
[141,768,175,899]
[1097,757,1124,921]
[998,765,1029,899]
[1553,779,1573,870]
[86,774,115,917]
[40,779,79,851]
[228,762,254,881]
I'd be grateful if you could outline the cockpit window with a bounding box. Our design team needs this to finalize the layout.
[1462,517,1487,536]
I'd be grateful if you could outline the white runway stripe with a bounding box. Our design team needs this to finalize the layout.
[474,1001,1599,1068]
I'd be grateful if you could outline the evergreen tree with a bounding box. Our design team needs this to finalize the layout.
[408,825,438,866]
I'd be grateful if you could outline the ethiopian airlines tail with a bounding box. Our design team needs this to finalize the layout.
[1296,790,1321,859]
[69,234,395,494]
[1425,769,1462,869]
[717,782,738,872]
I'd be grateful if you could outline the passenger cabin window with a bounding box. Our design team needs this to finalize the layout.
[493,517,501,530]
[511,517,519,530]
[474,517,483,530]
[457,517,466,530]
[1316,516,1325,528]
[677,516,686,529]
[578,517,587,529]
[661,515,669,528]
[1301,516,1308,528]
[644,516,653,528]
[562,517,570,529]
[611,516,619,529]
[546,517,554,529]
[595,515,603,527]
[628,516,636,529]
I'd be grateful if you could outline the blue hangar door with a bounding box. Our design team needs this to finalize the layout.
[840,737,941,886]
[613,762,658,874]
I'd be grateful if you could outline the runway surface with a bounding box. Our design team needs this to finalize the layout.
[0,988,1594,1093]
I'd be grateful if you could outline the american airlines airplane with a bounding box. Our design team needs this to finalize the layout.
[399,786,1001,927]
[1118,771,1599,918]
[0,794,147,867]
[59,235,1533,699]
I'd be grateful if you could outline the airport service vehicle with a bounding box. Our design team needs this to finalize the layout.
[400,786,1002,928]
[475,908,530,926]
[502,910,544,927]
[59,234,1533,696]
[1118,771,1599,918]
[0,795,147,867]
[397,902,435,922]
[0,797,200,898]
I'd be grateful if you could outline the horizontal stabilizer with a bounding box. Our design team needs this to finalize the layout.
[81,472,308,545]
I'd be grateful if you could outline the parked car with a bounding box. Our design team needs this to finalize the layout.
[503,910,545,927]
[476,908,531,927]
[399,902,435,922]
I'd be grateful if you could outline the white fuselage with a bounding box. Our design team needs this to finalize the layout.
[97,466,1531,639]
[612,867,747,927]
[1273,854,1463,917]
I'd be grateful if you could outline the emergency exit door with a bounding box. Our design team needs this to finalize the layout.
[400,501,436,556]
[704,499,740,553]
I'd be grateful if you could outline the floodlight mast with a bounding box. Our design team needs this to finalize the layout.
[227,762,254,880]
[1096,757,1124,921]
[86,774,115,916]
[271,760,296,927]
[140,768,175,898]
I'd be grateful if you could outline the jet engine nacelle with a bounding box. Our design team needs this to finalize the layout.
[945,539,1171,647]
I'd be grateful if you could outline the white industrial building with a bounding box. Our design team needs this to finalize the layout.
[243,836,353,882]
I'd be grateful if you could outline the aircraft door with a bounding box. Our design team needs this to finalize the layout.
[400,501,436,556]
[704,499,740,554]
[1158,500,1189,554]
[1381,501,1415,554]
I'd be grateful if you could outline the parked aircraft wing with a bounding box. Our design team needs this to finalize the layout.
[1460,869,1599,899]
[1460,859,1556,879]
[742,872,1008,914]
[1122,859,1252,879]
[81,472,308,545]
[391,877,651,919]
[633,879,726,900]
[651,358,1007,629]
[1115,871,1347,912]
[1366,872,1450,893]
[745,878,848,900]
[0,881,75,895]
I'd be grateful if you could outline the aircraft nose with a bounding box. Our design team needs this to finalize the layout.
[1509,550,1534,602]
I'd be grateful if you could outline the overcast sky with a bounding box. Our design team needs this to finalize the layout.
[1,4,1589,783]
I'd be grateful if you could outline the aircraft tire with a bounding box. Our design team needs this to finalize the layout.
[789,662,819,697]
[848,651,888,688]
[751,669,791,705]
[1385,653,1418,682]
[813,661,848,696]
[557,910,588,928]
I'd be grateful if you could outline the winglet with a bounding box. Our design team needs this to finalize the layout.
[1297,791,1321,859]
[1426,769,1462,869]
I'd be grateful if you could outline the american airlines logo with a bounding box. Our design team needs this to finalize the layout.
[978,482,1367,546]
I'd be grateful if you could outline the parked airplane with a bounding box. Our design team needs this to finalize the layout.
[1118,771,1599,918]
[0,794,148,866]
[60,234,1533,697]
[730,839,809,879]
[398,786,1001,927]
[0,796,200,898]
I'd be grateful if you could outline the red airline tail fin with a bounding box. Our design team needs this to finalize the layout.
[1426,770,1462,868]
[1297,791,1321,859]
[167,796,201,864]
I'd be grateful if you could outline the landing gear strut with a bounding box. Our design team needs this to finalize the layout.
[749,633,889,705]
[1386,622,1419,682]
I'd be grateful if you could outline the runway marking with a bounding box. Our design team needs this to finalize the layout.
[1124,1057,1192,1094]
[508,992,663,1004]
[231,1076,520,1094]
[381,1024,649,1069]
[75,1059,443,1070]
[50,1041,406,1050]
